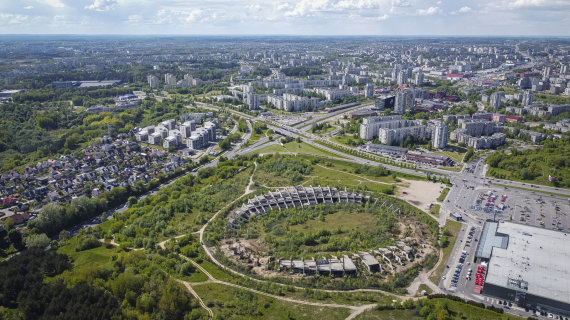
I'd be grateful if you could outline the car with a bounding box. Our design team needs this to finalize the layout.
[442,276,446,280]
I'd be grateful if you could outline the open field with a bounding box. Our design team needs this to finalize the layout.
[399,180,445,211]
[254,141,347,159]
[429,219,462,285]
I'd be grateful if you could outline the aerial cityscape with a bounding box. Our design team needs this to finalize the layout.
[0,1,569,320]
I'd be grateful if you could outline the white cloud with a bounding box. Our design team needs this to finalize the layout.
[417,6,441,15]
[247,4,262,11]
[436,1,442,4]
[0,14,29,24]
[24,6,34,9]
[37,0,65,8]
[127,14,141,24]
[277,3,290,10]
[458,6,471,13]
[508,0,545,7]
[283,0,395,17]
[185,9,204,23]
[85,0,118,11]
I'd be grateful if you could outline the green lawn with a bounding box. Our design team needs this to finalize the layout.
[417,284,432,296]
[193,283,351,320]
[429,219,462,285]
[331,135,365,147]
[252,141,347,159]
[437,188,450,202]
[57,240,118,271]
[198,259,236,282]
[430,204,441,217]
[355,309,418,320]
[241,205,398,258]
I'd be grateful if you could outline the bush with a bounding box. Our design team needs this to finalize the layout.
[76,235,102,252]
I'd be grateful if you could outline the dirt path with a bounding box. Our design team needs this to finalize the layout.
[183,255,376,318]
[180,280,214,318]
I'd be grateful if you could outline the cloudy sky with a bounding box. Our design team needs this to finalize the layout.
[0,0,569,36]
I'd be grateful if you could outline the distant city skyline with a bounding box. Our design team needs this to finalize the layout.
[0,0,569,36]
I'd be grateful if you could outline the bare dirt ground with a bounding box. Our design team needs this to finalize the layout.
[398,179,445,211]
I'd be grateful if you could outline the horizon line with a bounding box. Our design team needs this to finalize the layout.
[1,33,569,38]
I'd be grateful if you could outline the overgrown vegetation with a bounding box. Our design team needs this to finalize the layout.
[485,138,570,188]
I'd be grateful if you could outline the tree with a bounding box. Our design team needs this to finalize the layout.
[25,233,50,249]
[8,229,24,250]
[127,196,138,208]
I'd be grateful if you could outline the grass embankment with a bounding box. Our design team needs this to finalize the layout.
[429,219,462,286]
[430,204,441,217]
[490,182,568,197]
[437,188,450,202]
[434,150,466,163]
[193,283,352,320]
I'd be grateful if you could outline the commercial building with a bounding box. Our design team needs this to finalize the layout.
[347,109,377,119]
[362,144,408,157]
[403,151,452,166]
[375,95,395,110]
[475,221,570,316]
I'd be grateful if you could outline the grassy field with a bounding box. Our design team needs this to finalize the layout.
[57,239,118,271]
[331,135,365,147]
[307,164,396,194]
[430,204,441,217]
[356,298,527,320]
[417,284,432,296]
[193,282,351,320]
[355,309,418,319]
[437,188,450,202]
[241,205,397,257]
[429,219,462,285]
[253,141,347,159]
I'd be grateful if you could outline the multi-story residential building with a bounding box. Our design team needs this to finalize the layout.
[164,73,177,86]
[364,83,374,98]
[397,70,408,86]
[359,115,403,140]
[147,75,159,88]
[378,125,429,145]
[394,89,412,114]
[431,121,449,149]
[489,91,504,109]
[522,90,533,106]
[415,70,424,85]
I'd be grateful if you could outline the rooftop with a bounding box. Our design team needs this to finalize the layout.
[484,221,570,305]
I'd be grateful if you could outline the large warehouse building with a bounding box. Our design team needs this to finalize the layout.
[474,221,570,316]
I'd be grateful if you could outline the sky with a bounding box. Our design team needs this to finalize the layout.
[0,0,569,36]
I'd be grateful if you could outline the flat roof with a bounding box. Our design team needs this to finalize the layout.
[475,221,508,259]
[485,221,570,305]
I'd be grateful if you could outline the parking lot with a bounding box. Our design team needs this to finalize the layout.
[464,184,570,232]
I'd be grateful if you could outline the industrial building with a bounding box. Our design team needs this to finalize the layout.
[474,221,570,316]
